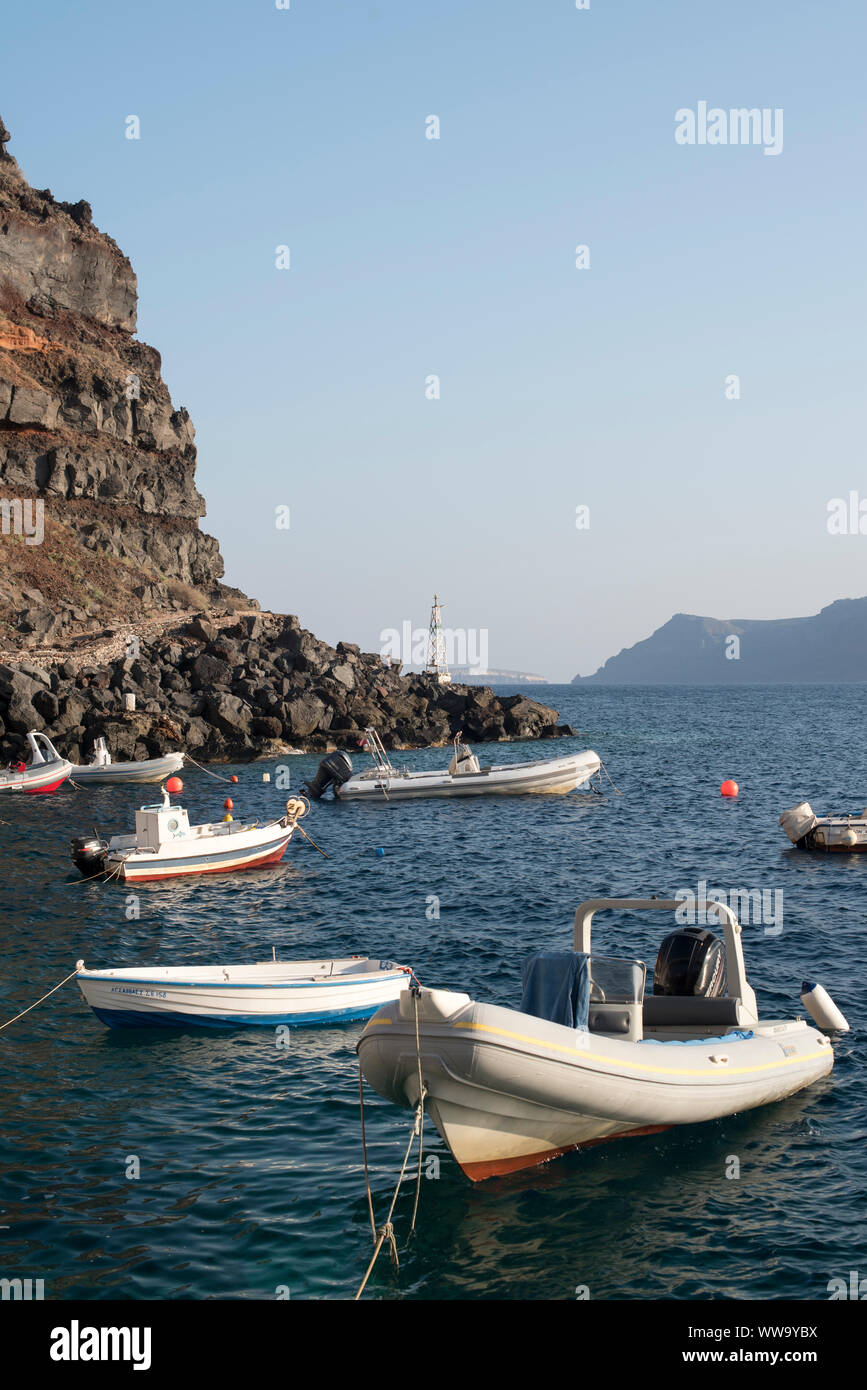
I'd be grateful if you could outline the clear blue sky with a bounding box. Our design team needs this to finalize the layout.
[2,1,865,679]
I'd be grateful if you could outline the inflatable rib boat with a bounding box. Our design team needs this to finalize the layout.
[305,728,601,801]
[0,732,72,795]
[70,737,185,786]
[358,897,845,1181]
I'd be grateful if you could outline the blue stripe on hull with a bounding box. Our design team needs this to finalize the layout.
[91,1002,387,1030]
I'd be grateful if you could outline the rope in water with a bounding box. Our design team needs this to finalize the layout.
[0,970,79,1033]
[182,752,237,784]
[599,759,623,796]
[355,987,427,1300]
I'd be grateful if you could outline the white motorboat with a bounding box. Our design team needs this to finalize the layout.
[75,955,411,1029]
[358,896,845,1181]
[780,801,867,852]
[70,784,306,882]
[304,729,602,801]
[70,737,185,786]
[0,731,72,795]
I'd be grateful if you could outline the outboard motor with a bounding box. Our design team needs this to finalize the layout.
[653,925,727,997]
[71,835,108,879]
[302,751,353,800]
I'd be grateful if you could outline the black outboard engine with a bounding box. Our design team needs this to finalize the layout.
[653,926,727,997]
[71,835,108,879]
[302,751,353,800]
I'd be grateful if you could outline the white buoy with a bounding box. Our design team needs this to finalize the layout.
[262,772,271,783]
[801,981,849,1032]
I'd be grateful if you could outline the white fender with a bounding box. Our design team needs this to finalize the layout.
[801,981,849,1033]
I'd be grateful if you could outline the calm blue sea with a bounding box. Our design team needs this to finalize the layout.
[1,685,865,1301]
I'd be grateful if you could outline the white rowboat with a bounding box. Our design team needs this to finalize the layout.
[75,956,411,1029]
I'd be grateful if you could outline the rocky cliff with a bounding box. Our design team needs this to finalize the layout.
[573,598,867,684]
[0,114,239,651]
[0,114,570,758]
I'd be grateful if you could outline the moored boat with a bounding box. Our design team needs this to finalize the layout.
[70,783,307,882]
[780,801,867,852]
[304,728,602,801]
[357,896,844,1181]
[70,737,185,786]
[0,731,72,795]
[75,955,411,1028]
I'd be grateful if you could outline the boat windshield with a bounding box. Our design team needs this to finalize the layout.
[588,956,646,1004]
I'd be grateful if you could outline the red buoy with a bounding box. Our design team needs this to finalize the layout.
[230,774,239,783]
[720,779,739,798]
[166,776,183,794]
[224,797,234,810]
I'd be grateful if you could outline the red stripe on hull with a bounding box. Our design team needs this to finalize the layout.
[122,836,291,882]
[460,1124,672,1182]
[22,774,71,795]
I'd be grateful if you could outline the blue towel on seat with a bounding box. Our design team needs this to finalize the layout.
[520,952,590,1029]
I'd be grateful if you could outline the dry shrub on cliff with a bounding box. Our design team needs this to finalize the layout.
[166,578,210,611]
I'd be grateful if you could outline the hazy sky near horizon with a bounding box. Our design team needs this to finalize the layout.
[2,1,865,680]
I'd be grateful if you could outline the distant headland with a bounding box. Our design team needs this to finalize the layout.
[572,598,867,684]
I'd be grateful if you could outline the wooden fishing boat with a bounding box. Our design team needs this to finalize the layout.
[70,786,306,882]
[70,737,185,785]
[304,729,602,802]
[358,896,845,1181]
[0,731,72,795]
[75,955,411,1029]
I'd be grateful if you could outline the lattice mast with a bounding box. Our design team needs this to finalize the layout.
[425,593,452,684]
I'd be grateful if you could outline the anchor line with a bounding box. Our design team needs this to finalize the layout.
[355,988,427,1300]
[598,759,623,796]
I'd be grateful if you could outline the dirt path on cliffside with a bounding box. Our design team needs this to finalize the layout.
[0,608,272,671]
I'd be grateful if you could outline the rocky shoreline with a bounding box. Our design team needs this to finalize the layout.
[0,611,573,763]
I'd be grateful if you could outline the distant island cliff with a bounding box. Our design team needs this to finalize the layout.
[573,599,867,684]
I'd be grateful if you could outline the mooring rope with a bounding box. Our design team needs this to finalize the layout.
[355,987,427,1300]
[0,969,79,1033]
[182,752,237,784]
[355,1089,427,1300]
[599,760,623,796]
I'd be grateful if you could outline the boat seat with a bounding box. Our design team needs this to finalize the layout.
[643,995,741,1027]
[588,1003,642,1042]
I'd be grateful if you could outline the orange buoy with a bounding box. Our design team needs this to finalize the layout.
[166,776,183,794]
[224,797,234,810]
[230,775,239,783]
[720,779,739,798]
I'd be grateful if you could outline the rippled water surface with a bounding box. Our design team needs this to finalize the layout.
[1,685,864,1300]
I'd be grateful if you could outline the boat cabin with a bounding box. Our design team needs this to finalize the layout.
[134,800,192,850]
